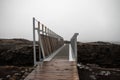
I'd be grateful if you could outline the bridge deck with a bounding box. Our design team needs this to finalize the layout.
[24,44,79,80]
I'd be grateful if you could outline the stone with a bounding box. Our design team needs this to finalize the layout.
[14,73,21,76]
[89,68,92,71]
[105,71,111,76]
[77,63,85,69]
[0,78,3,80]
[6,75,11,78]
[99,71,106,75]
[85,66,89,70]
[99,71,111,76]
[89,75,96,80]
[25,69,28,72]
[21,70,25,73]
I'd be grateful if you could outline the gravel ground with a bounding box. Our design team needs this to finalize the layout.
[77,63,120,80]
[0,66,34,80]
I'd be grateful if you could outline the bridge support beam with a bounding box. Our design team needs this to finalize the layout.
[33,17,37,66]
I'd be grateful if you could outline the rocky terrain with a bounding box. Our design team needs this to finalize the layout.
[0,66,34,80]
[77,41,120,80]
[0,39,34,80]
[0,39,34,66]
[1,39,120,80]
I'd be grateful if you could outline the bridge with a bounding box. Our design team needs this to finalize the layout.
[24,17,79,80]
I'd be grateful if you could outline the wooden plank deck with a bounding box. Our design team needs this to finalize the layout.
[24,45,79,80]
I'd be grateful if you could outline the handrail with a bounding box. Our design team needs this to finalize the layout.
[33,17,64,66]
[70,33,79,62]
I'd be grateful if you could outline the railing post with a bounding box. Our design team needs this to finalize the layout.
[71,33,79,62]
[74,35,78,61]
[38,22,42,61]
[33,17,36,66]
[40,24,45,59]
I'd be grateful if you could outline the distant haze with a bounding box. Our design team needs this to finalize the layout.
[0,0,120,42]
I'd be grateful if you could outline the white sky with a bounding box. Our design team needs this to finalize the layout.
[0,0,120,42]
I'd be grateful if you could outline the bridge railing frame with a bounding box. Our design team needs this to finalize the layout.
[33,17,64,66]
[70,33,79,62]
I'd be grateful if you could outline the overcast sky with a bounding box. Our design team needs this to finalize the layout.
[0,0,120,42]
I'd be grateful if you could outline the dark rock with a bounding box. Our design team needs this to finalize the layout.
[77,42,120,68]
[89,75,96,80]
[0,39,34,66]
[77,42,120,80]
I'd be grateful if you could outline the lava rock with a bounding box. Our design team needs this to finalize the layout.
[77,42,120,68]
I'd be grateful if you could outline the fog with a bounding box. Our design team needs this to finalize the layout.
[0,0,120,42]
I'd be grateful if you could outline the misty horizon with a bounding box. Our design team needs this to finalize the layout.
[0,0,120,42]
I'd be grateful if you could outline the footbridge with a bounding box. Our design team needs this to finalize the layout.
[24,17,79,80]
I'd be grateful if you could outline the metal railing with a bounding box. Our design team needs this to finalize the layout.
[70,33,79,62]
[33,17,64,66]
